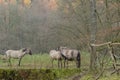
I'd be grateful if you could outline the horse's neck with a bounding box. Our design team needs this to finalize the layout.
[20,50,26,55]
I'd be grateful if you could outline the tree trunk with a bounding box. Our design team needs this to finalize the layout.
[89,0,97,71]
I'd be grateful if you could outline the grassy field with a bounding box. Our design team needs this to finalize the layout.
[0,53,82,80]
[0,51,90,69]
[0,52,119,80]
[0,53,52,69]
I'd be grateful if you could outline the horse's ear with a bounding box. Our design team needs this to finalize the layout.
[59,46,62,50]
[56,46,60,51]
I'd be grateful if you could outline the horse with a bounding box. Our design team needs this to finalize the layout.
[49,50,63,68]
[59,46,81,68]
[5,48,32,66]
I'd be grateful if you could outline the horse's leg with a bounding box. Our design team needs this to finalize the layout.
[60,60,62,68]
[7,57,9,66]
[51,59,54,68]
[18,58,22,66]
[66,60,68,68]
[77,52,81,68]
[8,58,11,66]
[64,59,68,68]
[58,60,59,68]
[58,60,62,68]
[75,58,80,68]
[75,59,78,68]
[64,59,66,68]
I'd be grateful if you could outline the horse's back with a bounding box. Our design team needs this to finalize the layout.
[49,50,61,59]
[5,50,21,58]
[62,49,80,59]
[5,50,12,55]
[6,50,18,54]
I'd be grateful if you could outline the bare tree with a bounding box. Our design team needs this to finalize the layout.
[89,0,97,70]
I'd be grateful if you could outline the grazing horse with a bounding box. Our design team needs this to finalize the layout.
[49,50,63,68]
[59,47,81,68]
[5,48,32,66]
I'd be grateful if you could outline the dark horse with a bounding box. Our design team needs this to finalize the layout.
[59,47,81,68]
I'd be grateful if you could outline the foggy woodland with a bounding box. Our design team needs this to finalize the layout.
[0,0,120,53]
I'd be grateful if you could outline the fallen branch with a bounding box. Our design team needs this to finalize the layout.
[90,42,111,47]
[112,43,120,45]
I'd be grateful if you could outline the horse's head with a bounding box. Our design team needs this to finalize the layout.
[27,48,32,55]
[59,46,67,51]
[21,48,32,55]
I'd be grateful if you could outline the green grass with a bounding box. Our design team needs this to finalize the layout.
[0,52,119,80]
[0,52,83,79]
[0,53,53,69]
[0,52,90,69]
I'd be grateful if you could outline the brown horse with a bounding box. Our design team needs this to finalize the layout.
[59,47,81,68]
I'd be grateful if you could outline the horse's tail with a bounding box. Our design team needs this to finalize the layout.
[77,51,81,68]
